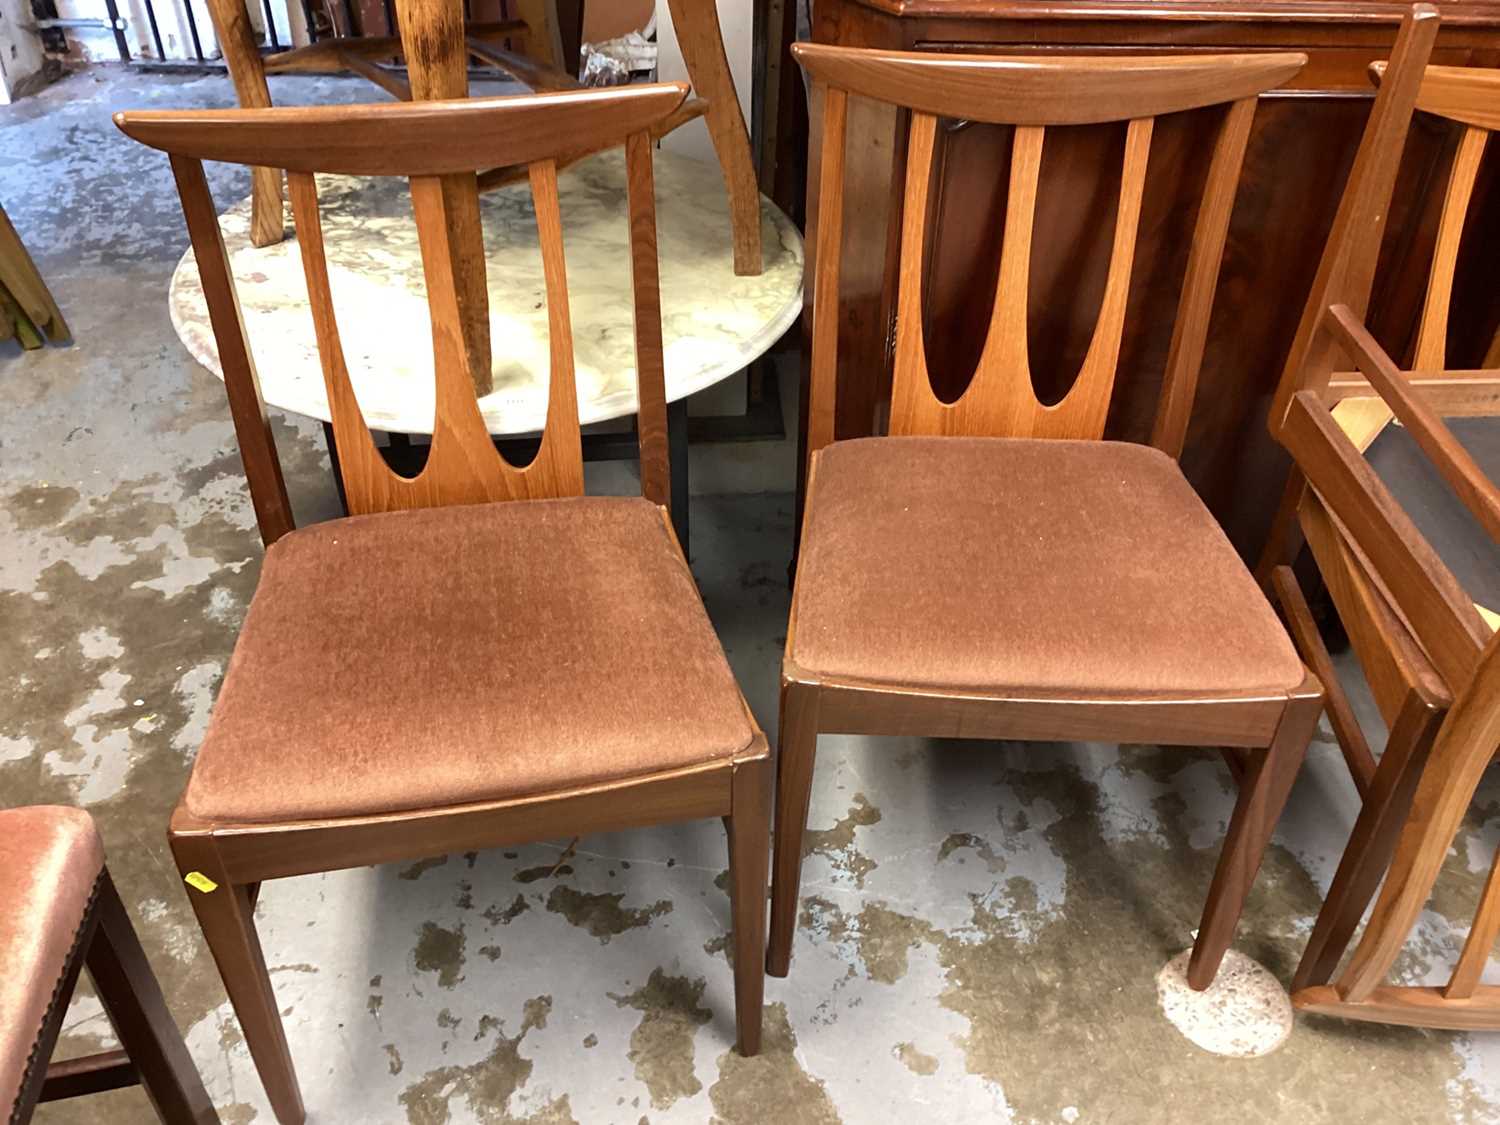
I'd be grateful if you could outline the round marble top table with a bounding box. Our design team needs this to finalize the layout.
[168,149,804,436]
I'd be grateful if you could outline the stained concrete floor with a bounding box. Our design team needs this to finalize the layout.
[6,64,1500,1125]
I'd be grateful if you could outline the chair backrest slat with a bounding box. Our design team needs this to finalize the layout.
[119,85,688,535]
[624,131,671,510]
[793,42,1305,458]
[1152,97,1259,455]
[804,83,849,459]
[169,153,294,543]
[1413,126,1490,369]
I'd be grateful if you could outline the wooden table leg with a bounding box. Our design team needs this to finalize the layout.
[395,0,494,397]
[201,0,285,247]
[666,0,762,276]
[514,0,564,71]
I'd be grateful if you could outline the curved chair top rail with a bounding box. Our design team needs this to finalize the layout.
[118,88,680,542]
[790,42,1307,125]
[1373,59,1500,130]
[113,83,690,176]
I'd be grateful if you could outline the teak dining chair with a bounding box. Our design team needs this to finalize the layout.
[1252,11,1500,1027]
[768,42,1321,989]
[2,806,217,1124]
[114,84,770,1125]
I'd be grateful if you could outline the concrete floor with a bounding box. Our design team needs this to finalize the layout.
[5,65,1500,1125]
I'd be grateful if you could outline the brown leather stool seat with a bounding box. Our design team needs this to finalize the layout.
[0,807,105,1116]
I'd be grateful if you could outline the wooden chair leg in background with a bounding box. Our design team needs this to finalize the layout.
[1188,680,1323,989]
[0,203,70,343]
[87,871,218,1123]
[767,678,819,978]
[199,0,284,247]
[665,0,762,276]
[513,0,564,70]
[728,753,771,1055]
[171,831,305,1125]
[1291,693,1443,990]
[394,0,494,397]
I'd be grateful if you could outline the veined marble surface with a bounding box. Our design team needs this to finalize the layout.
[169,149,804,435]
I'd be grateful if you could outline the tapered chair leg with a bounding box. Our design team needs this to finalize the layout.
[1189,686,1323,989]
[767,679,819,977]
[87,870,218,1123]
[171,833,305,1125]
[1292,695,1442,991]
[727,754,771,1055]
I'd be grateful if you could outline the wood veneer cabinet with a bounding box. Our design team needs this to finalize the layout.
[808,0,1500,553]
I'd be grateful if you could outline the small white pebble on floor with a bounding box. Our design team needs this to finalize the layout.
[1062,1107,1081,1122]
[1156,948,1292,1058]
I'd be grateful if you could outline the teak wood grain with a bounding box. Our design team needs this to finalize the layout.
[119,89,771,1124]
[1259,11,1500,1030]
[771,41,1320,995]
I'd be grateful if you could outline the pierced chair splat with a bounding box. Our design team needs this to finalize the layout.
[115,83,771,1125]
[769,42,1319,991]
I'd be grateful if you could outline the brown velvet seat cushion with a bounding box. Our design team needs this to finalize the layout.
[0,806,105,1117]
[791,437,1304,696]
[184,496,753,823]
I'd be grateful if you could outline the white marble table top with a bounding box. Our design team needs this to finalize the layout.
[169,149,804,435]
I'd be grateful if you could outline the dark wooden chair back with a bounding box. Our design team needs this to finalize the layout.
[114,85,687,544]
[792,43,1306,459]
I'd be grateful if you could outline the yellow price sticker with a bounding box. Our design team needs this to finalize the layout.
[184,871,219,894]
